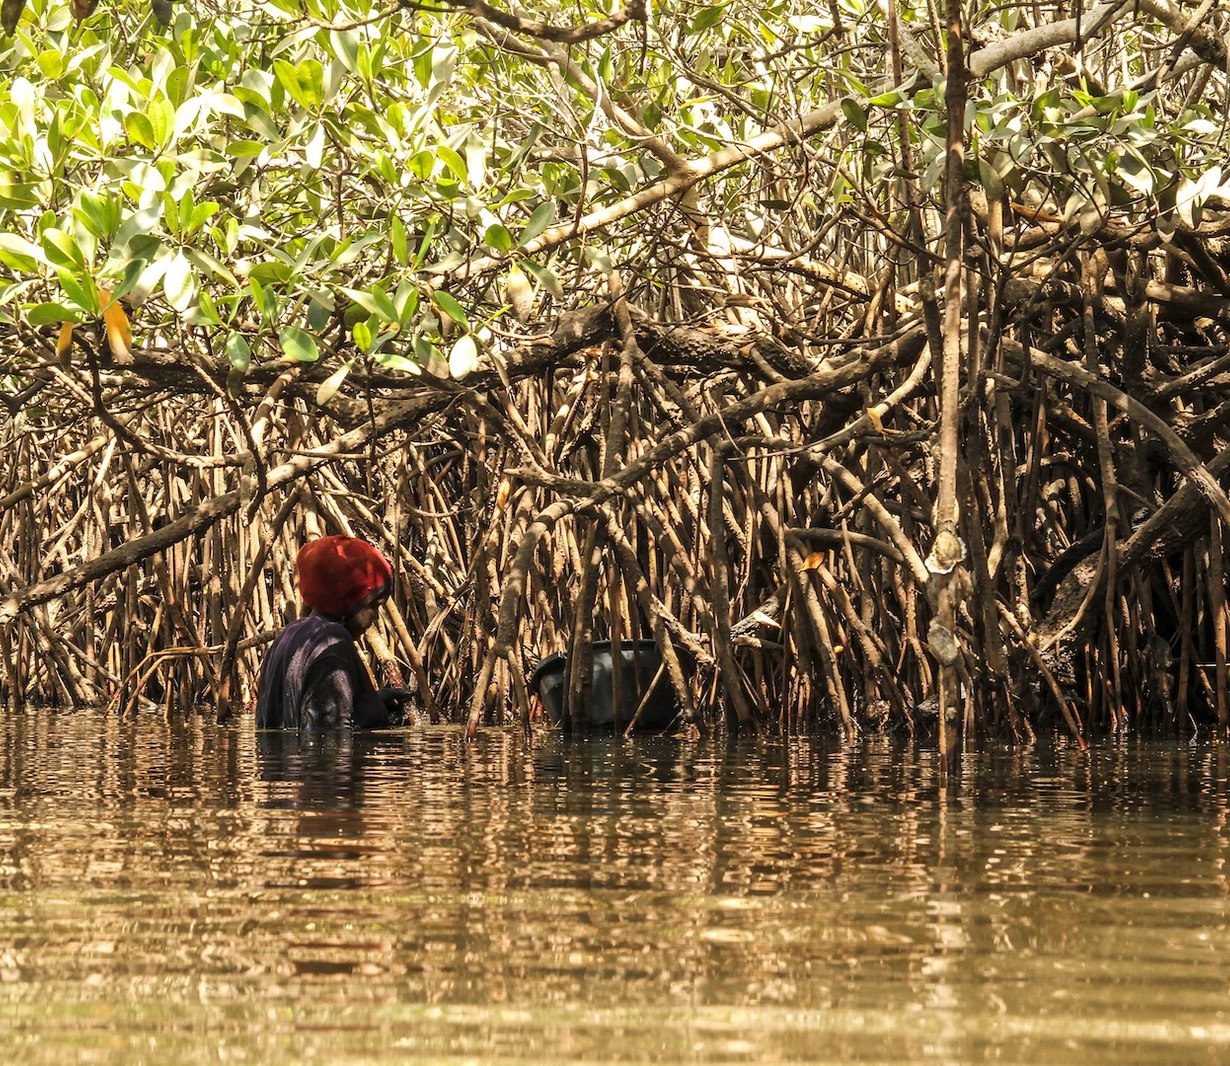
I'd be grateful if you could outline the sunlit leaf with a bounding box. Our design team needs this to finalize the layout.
[504,265,533,321]
[316,360,352,405]
[330,29,360,74]
[448,333,479,378]
[279,325,319,362]
[0,234,44,272]
[436,144,467,184]
[163,252,196,312]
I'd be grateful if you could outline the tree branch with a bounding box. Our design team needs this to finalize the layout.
[457,0,645,44]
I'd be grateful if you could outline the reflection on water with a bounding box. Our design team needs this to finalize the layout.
[2,711,1230,1063]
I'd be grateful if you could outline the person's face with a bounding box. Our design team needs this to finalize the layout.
[345,596,386,637]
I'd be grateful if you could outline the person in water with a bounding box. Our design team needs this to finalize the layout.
[256,535,412,730]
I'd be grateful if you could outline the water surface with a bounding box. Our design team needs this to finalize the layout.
[2,710,1230,1063]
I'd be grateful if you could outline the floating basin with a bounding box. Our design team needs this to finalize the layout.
[529,639,683,731]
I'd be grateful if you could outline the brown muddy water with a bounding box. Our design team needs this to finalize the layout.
[2,710,1230,1063]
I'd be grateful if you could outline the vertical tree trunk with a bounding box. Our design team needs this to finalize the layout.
[933,0,969,783]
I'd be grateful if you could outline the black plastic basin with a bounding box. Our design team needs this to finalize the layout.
[530,639,682,731]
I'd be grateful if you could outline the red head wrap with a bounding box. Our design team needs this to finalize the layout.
[296,535,393,617]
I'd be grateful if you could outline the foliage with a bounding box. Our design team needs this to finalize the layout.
[0,0,1225,383]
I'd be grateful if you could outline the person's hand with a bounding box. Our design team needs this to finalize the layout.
[379,686,415,724]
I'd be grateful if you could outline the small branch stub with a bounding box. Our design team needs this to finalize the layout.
[928,620,961,666]
[925,529,967,575]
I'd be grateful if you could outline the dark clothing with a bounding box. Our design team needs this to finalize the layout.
[256,613,394,730]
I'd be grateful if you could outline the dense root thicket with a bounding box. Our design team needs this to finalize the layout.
[4,208,1230,744]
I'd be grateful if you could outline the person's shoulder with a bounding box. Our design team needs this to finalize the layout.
[274,613,355,654]
[308,613,363,657]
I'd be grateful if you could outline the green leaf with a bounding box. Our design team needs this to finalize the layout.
[0,234,45,272]
[867,89,903,108]
[161,192,181,239]
[112,205,162,251]
[689,4,728,32]
[343,285,398,322]
[279,325,319,362]
[210,93,247,120]
[413,219,438,270]
[369,285,399,322]
[226,331,252,372]
[36,50,64,79]
[523,260,564,299]
[125,112,156,149]
[377,352,422,374]
[0,172,41,211]
[519,203,557,246]
[227,140,266,158]
[316,360,353,405]
[75,192,119,240]
[977,158,1005,200]
[394,282,419,325]
[436,144,467,184]
[405,149,432,181]
[41,228,85,271]
[1115,155,1154,196]
[26,301,82,326]
[356,42,374,82]
[187,201,220,235]
[106,258,148,307]
[57,270,99,315]
[147,98,174,149]
[250,278,277,327]
[126,255,169,306]
[586,245,614,274]
[841,99,867,133]
[484,223,513,253]
[391,216,408,266]
[190,290,224,328]
[183,247,239,287]
[273,59,324,110]
[329,29,360,73]
[433,290,468,328]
